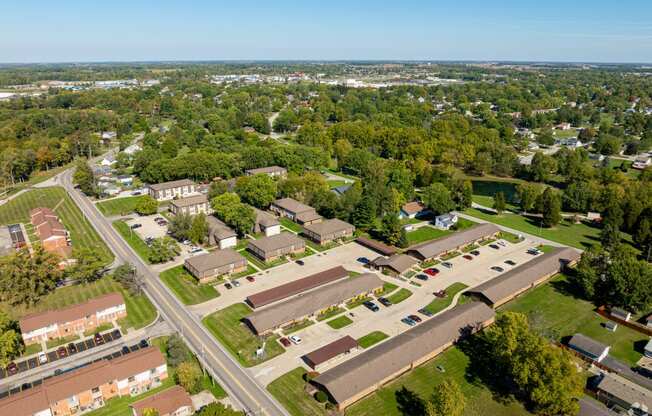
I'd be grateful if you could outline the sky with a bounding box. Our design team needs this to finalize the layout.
[1,0,651,63]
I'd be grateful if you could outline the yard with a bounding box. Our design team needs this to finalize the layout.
[279,217,303,233]
[159,265,219,305]
[504,274,646,366]
[113,220,153,263]
[267,367,327,416]
[202,303,285,367]
[0,187,112,263]
[326,315,353,329]
[346,347,531,416]
[406,226,450,245]
[387,288,412,305]
[357,331,389,348]
[3,277,157,333]
[423,283,469,315]
[96,195,149,216]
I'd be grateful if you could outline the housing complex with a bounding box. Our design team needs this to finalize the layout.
[169,194,211,216]
[253,208,281,237]
[244,166,287,178]
[247,232,305,262]
[206,216,237,249]
[407,223,500,260]
[184,249,248,283]
[147,179,197,201]
[302,336,360,371]
[30,207,71,258]
[130,385,193,416]
[302,218,355,245]
[270,198,322,225]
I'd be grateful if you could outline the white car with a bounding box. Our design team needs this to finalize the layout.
[289,335,302,345]
[38,352,48,364]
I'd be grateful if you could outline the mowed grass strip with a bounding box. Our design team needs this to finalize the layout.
[96,195,148,216]
[387,288,412,305]
[326,315,353,329]
[113,220,152,263]
[267,367,327,416]
[423,283,469,315]
[357,331,389,348]
[202,303,285,367]
[0,187,112,262]
[406,226,451,245]
[279,217,303,233]
[159,265,219,305]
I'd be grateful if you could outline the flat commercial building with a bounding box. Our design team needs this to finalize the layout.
[130,385,193,416]
[303,336,360,371]
[270,198,322,225]
[407,223,500,261]
[247,232,305,262]
[244,273,383,335]
[184,249,248,284]
[312,302,495,410]
[302,219,355,245]
[467,247,581,308]
[19,292,126,345]
[169,194,211,216]
[0,347,167,416]
[147,179,197,201]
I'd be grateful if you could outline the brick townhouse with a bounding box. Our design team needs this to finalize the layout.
[19,293,127,345]
[30,207,71,258]
[0,346,168,416]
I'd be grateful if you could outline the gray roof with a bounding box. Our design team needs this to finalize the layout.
[253,208,280,227]
[313,302,495,405]
[272,198,315,214]
[184,249,246,272]
[371,254,418,274]
[247,232,305,254]
[206,216,236,239]
[245,166,287,175]
[296,210,322,223]
[303,219,354,237]
[245,273,383,334]
[169,194,208,208]
[597,373,652,408]
[148,179,195,191]
[407,223,500,259]
[568,333,609,358]
[331,184,352,196]
[467,247,581,305]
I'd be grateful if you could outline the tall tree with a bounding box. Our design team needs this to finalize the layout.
[541,188,561,228]
[235,174,278,209]
[168,212,193,241]
[148,237,180,264]
[67,247,106,283]
[0,310,23,367]
[427,380,465,416]
[73,159,97,196]
[189,213,208,244]
[0,247,62,305]
[176,361,202,394]
[493,192,507,214]
[135,196,158,215]
[422,182,454,215]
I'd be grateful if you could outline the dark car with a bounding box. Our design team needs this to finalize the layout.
[378,297,392,307]
[415,273,428,281]
[418,308,434,317]
[356,257,370,264]
[279,337,291,347]
[295,260,305,266]
[121,346,130,355]
[401,317,416,326]
[94,333,105,345]
[491,266,504,272]
[139,339,149,348]
[57,346,68,358]
[6,362,18,376]
[67,343,77,354]
[408,314,422,323]
[470,250,480,256]
[505,260,517,266]
[433,289,447,298]
[130,223,142,229]
[462,254,473,260]
[224,282,232,289]
[489,244,500,249]
[246,276,255,282]
[363,301,380,312]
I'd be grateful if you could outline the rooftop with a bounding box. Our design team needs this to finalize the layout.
[247,232,305,254]
[272,197,316,214]
[169,194,208,208]
[148,179,195,191]
[245,165,287,175]
[131,385,192,416]
[371,254,418,273]
[184,249,246,273]
[355,237,397,256]
[302,218,354,236]
[597,372,652,408]
[303,336,359,369]
[407,223,500,259]
[401,201,426,215]
[568,333,609,358]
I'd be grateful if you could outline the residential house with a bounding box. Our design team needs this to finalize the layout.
[184,249,247,284]
[434,213,458,230]
[398,201,427,219]
[169,195,212,216]
[303,336,360,371]
[633,156,652,170]
[557,137,583,149]
[19,293,126,345]
[610,307,632,322]
[253,208,281,237]
[247,232,305,262]
[206,216,237,249]
[117,175,134,186]
[30,207,72,259]
[370,254,418,276]
[0,347,167,416]
[245,166,287,179]
[270,198,322,225]
[147,179,197,201]
[131,386,193,416]
[567,333,610,362]
[595,373,651,415]
[302,219,355,245]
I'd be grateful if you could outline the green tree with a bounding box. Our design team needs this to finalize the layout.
[422,182,454,215]
[169,213,193,241]
[530,152,557,183]
[351,195,376,230]
[0,247,63,305]
[235,174,278,208]
[189,213,208,244]
[73,159,97,196]
[112,263,143,295]
[135,195,158,215]
[176,361,202,394]
[196,402,244,416]
[517,183,542,214]
[378,214,403,246]
[67,247,106,283]
[493,192,507,214]
[426,380,465,416]
[541,188,561,228]
[166,334,192,367]
[0,311,23,367]
[148,237,180,263]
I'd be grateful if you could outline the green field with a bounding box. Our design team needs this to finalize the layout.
[3,277,156,333]
[96,195,149,216]
[202,303,285,367]
[327,180,348,189]
[504,274,646,366]
[0,187,112,262]
[159,265,219,305]
[346,347,531,416]
[357,331,389,348]
[423,283,469,315]
[406,226,451,245]
[387,288,412,304]
[113,220,153,263]
[326,315,353,329]
[267,368,327,416]
[279,217,303,233]
[0,164,71,198]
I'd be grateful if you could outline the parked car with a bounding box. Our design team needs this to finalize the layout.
[57,346,68,358]
[418,308,433,317]
[121,346,130,355]
[224,282,232,289]
[470,250,480,256]
[279,337,291,347]
[139,339,149,348]
[527,247,542,255]
[289,335,302,345]
[94,333,105,345]
[130,223,142,229]
[67,343,77,354]
[497,241,506,247]
[378,297,392,307]
[408,314,422,323]
[491,266,504,272]
[246,276,255,282]
[401,317,417,326]
[6,362,18,375]
[424,268,439,276]
[357,257,370,264]
[182,239,191,245]
[489,244,500,250]
[441,261,453,269]
[363,301,380,312]
[415,273,428,281]
[154,217,164,222]
[131,191,142,196]
[505,260,517,266]
[433,289,447,298]
[295,260,305,266]
[37,352,48,365]
[232,280,240,287]
[462,254,473,260]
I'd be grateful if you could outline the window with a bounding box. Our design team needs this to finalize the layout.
[92,387,99,393]
[128,376,135,382]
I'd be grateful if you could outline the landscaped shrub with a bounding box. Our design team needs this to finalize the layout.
[314,391,328,403]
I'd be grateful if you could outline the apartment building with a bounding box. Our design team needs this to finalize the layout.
[184,249,248,283]
[302,218,354,245]
[19,293,126,345]
[30,207,71,258]
[169,194,212,216]
[147,179,197,201]
[131,386,193,416]
[270,198,322,225]
[247,232,305,262]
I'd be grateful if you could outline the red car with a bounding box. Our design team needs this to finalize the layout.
[57,346,68,358]
[6,362,18,375]
[424,268,439,276]
[463,254,473,260]
[279,337,291,347]
[408,314,422,323]
[246,276,255,282]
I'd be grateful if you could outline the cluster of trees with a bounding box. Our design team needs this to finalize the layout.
[210,193,255,236]
[135,195,158,215]
[148,237,180,263]
[168,212,209,244]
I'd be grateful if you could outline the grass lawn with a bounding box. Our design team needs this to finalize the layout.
[304,238,339,252]
[4,277,156,333]
[159,266,219,305]
[83,322,113,337]
[499,231,523,243]
[316,307,346,321]
[23,343,43,356]
[326,315,353,329]
[346,347,531,416]
[357,331,389,348]
[282,319,315,335]
[423,283,469,315]
[504,274,646,366]
[46,334,80,349]
[231,265,258,278]
[279,217,303,233]
[377,282,398,296]
[267,367,327,416]
[0,187,112,263]
[327,179,347,189]
[113,220,152,263]
[0,164,70,198]
[406,226,451,245]
[387,288,412,304]
[202,303,285,367]
[346,296,372,309]
[96,195,149,216]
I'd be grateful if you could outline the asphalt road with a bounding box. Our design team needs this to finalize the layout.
[58,169,288,416]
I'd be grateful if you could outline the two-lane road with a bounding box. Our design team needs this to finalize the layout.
[59,169,288,416]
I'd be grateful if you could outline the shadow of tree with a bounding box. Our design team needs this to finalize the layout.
[395,386,426,416]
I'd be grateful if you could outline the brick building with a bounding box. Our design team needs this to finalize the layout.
[147,179,197,201]
[30,207,71,258]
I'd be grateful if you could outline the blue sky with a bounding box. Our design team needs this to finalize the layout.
[2,0,651,63]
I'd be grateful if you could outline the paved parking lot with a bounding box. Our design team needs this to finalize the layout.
[247,237,540,385]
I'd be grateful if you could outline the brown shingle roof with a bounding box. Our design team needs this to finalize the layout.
[568,333,609,359]
[371,254,418,274]
[272,198,315,214]
[184,249,246,273]
[597,373,652,408]
[253,207,280,228]
[313,302,495,406]
[19,292,125,333]
[296,210,323,223]
[303,219,354,237]
[401,201,426,215]
[131,386,193,416]
[246,266,348,308]
[245,273,383,334]
[247,232,305,254]
[407,223,500,259]
[148,179,195,191]
[169,194,208,208]
[467,247,580,306]
[0,385,50,415]
[30,207,67,241]
[206,216,236,239]
[303,336,359,369]
[355,237,397,256]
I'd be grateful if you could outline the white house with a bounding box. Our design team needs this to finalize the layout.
[123,144,142,155]
[399,202,427,220]
[434,213,458,230]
